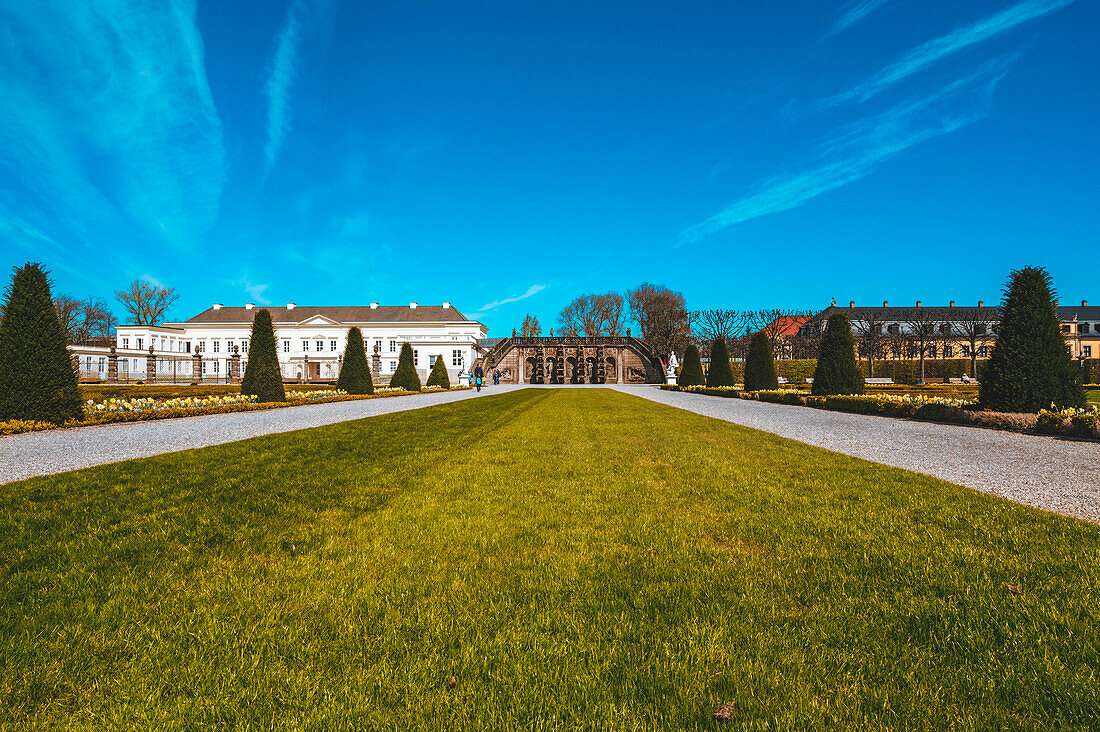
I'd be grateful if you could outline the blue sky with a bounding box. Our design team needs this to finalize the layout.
[1,0,1097,333]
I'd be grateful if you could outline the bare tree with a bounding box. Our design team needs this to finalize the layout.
[115,279,178,326]
[955,306,999,378]
[627,283,691,358]
[852,309,888,377]
[75,297,116,345]
[521,313,542,337]
[557,293,625,337]
[52,294,83,343]
[749,309,813,358]
[690,309,751,356]
[900,309,941,384]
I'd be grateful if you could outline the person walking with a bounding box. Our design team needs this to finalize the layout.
[493,368,500,385]
[474,364,484,392]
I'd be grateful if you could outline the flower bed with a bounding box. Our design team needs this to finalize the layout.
[659,385,1097,439]
[1,384,469,436]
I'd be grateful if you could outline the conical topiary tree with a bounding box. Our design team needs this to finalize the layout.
[705,337,735,387]
[979,266,1084,412]
[676,344,705,386]
[811,313,864,396]
[337,326,374,395]
[0,263,83,424]
[744,331,779,391]
[389,342,421,391]
[241,308,285,402]
[426,355,451,389]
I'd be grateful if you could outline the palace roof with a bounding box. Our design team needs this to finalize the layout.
[181,304,474,325]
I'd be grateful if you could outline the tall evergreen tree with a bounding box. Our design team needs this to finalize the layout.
[705,336,735,387]
[337,326,374,395]
[241,308,286,402]
[979,266,1084,411]
[426,355,451,388]
[389,342,422,391]
[744,331,779,391]
[811,313,864,396]
[676,344,705,386]
[0,263,83,424]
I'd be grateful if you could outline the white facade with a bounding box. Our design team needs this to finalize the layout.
[114,302,487,382]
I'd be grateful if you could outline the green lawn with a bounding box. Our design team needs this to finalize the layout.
[2,390,1098,730]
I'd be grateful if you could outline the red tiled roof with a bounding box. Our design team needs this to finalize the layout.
[182,304,475,324]
[768,315,812,337]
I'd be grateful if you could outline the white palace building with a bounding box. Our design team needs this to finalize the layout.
[80,301,488,383]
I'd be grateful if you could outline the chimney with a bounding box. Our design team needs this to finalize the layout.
[286,303,296,310]
[830,298,836,307]
[949,301,955,307]
[883,300,888,308]
[1084,300,1089,307]
[212,303,222,310]
[978,300,983,308]
[442,301,450,309]
[915,300,922,308]
[848,301,855,308]
[245,303,254,310]
[409,302,418,309]
[369,302,378,309]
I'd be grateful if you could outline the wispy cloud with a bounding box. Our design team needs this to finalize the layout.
[263,0,333,174]
[826,0,896,37]
[470,285,547,316]
[682,60,1010,243]
[833,0,1076,105]
[0,1,225,250]
[231,279,272,305]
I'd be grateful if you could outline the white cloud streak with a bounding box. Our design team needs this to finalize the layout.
[834,0,1076,104]
[682,60,1011,243]
[826,0,896,37]
[470,285,547,316]
[0,0,225,249]
[263,0,333,174]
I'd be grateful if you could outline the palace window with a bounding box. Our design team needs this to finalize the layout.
[212,341,219,353]
[389,340,397,353]
[978,345,988,357]
[389,360,396,372]
[302,340,308,352]
[1081,323,1092,334]
[283,340,290,353]
[1061,324,1071,333]
[213,360,219,374]
[315,340,323,352]
[944,345,954,357]
[121,338,129,349]
[926,346,937,358]
[242,340,249,354]
[1083,345,1092,358]
[940,324,951,335]
[962,345,971,357]
[201,361,207,375]
[452,349,462,367]
[887,324,899,334]
[136,338,143,350]
[412,349,419,366]
[330,339,337,352]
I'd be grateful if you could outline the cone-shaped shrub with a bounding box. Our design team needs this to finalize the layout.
[0,263,83,424]
[705,337,735,387]
[426,355,451,389]
[337,326,374,395]
[811,313,864,396]
[389,342,421,391]
[980,266,1084,412]
[677,344,705,386]
[743,332,779,391]
[241,308,285,402]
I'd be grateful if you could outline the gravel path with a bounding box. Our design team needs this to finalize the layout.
[0,387,520,484]
[619,386,1100,524]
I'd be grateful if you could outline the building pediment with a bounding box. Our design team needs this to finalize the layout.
[295,314,342,327]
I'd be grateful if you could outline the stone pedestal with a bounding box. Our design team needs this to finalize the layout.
[192,351,202,383]
[230,347,242,384]
[146,346,157,384]
[372,344,381,381]
[108,346,118,383]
